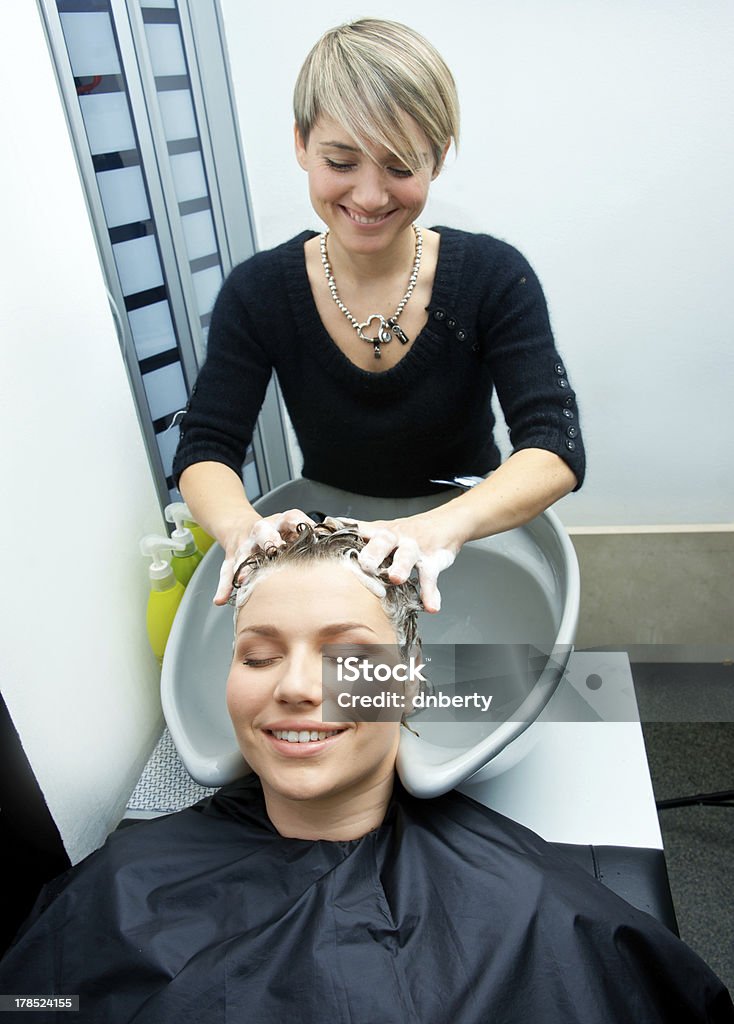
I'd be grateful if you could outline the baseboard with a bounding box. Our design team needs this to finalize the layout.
[569,524,734,535]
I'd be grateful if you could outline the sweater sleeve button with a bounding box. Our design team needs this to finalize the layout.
[563,408,574,419]
[555,362,566,375]
[433,308,446,321]
[447,317,457,329]
[557,378,569,389]
[566,439,577,451]
[456,329,467,341]
[567,426,578,438]
[564,396,575,408]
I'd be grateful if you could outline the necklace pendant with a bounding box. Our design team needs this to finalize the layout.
[358,313,392,347]
[322,224,423,354]
[387,317,410,345]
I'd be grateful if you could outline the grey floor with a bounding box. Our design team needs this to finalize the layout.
[632,662,734,993]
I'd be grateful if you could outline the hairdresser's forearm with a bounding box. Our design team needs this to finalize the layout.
[178,461,261,546]
[435,448,577,547]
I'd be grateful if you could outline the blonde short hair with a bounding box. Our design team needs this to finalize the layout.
[293,18,460,173]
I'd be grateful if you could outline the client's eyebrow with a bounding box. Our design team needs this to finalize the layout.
[236,623,378,639]
[236,625,281,638]
[319,622,378,638]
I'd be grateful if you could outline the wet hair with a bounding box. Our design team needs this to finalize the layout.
[293,18,459,173]
[231,518,422,656]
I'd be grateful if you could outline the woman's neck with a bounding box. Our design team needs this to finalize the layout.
[324,223,418,289]
[262,774,395,841]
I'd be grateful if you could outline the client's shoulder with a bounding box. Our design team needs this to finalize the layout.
[395,784,669,930]
[78,774,270,878]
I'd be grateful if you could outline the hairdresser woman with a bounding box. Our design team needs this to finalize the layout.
[173,18,585,613]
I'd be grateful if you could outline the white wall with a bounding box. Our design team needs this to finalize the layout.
[220,0,734,526]
[0,4,164,863]
[0,3,730,866]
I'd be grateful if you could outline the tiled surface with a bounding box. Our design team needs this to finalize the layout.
[127,729,214,814]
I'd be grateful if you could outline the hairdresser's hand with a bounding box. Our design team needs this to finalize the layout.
[352,510,464,613]
[213,508,316,605]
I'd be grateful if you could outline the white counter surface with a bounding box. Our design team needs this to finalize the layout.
[459,652,663,849]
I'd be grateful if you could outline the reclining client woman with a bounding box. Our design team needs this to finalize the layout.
[1,521,731,1023]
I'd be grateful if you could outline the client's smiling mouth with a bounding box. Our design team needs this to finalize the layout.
[267,728,347,744]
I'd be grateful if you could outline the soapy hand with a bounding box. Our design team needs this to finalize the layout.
[214,508,316,605]
[351,513,461,613]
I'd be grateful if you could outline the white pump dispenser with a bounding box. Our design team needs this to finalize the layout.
[175,500,216,556]
[140,534,187,585]
[164,502,203,586]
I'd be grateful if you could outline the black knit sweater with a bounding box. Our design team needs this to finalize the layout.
[173,227,585,498]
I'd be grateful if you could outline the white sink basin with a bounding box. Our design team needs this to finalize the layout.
[161,479,579,797]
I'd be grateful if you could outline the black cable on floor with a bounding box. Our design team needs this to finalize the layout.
[656,789,734,810]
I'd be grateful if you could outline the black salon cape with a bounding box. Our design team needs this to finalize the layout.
[1,776,731,1024]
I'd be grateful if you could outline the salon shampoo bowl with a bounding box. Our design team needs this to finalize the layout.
[161,479,579,798]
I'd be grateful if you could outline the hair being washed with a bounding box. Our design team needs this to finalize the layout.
[293,18,459,173]
[231,518,422,656]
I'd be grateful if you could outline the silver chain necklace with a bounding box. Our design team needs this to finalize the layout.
[319,223,423,359]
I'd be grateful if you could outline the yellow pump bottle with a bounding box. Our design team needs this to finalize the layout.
[140,534,187,664]
[186,520,215,555]
[164,502,204,587]
[179,500,215,555]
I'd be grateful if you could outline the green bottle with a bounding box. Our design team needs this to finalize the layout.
[179,500,215,555]
[165,502,204,587]
[140,534,187,664]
